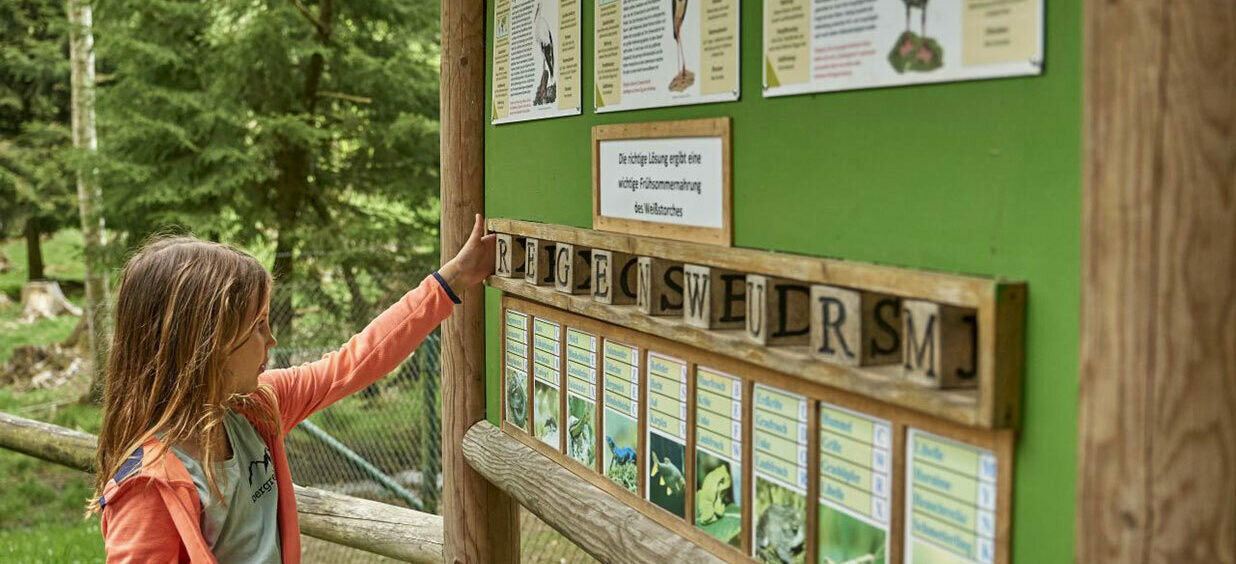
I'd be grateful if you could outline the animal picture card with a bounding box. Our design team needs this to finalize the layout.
[694,366,743,548]
[752,383,809,564]
[646,351,688,518]
[602,339,641,493]
[905,429,998,564]
[565,327,599,468]
[532,317,563,450]
[817,403,892,564]
[503,309,530,430]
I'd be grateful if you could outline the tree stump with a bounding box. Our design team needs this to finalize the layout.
[20,280,82,322]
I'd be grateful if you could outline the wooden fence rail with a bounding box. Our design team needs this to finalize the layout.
[0,411,444,563]
[462,420,724,563]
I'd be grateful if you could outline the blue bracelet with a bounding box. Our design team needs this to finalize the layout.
[433,271,462,304]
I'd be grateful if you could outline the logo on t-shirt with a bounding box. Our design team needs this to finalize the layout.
[248,449,276,503]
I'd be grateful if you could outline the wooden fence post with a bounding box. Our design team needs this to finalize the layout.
[440,1,520,563]
[1079,1,1236,562]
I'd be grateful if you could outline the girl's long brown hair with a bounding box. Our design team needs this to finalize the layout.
[89,236,278,514]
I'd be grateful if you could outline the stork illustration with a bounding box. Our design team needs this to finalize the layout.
[903,0,928,37]
[668,0,694,91]
[533,0,556,104]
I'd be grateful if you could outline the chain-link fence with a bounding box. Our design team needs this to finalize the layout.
[268,270,592,563]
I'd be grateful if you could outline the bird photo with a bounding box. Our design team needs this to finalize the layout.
[888,0,943,73]
[532,0,557,105]
[667,0,694,92]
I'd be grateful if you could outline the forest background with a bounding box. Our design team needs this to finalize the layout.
[0,1,539,561]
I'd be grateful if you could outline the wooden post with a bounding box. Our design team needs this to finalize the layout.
[1079,1,1236,563]
[440,1,519,562]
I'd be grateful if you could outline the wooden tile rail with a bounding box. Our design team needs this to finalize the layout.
[486,219,1026,429]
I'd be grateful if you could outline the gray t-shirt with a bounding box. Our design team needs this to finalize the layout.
[171,410,281,563]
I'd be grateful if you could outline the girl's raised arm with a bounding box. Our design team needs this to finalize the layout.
[259,215,495,435]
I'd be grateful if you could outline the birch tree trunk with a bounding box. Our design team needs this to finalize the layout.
[67,0,110,403]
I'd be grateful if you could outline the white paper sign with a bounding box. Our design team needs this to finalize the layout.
[598,137,724,229]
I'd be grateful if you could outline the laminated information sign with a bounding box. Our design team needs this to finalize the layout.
[532,318,563,450]
[492,0,582,123]
[752,383,809,563]
[817,403,892,564]
[906,429,999,564]
[763,0,1043,97]
[602,339,641,493]
[646,352,689,517]
[594,0,740,113]
[694,366,743,548]
[504,309,530,431]
[565,328,599,467]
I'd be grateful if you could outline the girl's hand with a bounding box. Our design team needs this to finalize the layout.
[439,214,497,292]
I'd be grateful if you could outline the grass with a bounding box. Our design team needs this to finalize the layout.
[0,230,104,561]
[0,228,86,301]
[0,306,80,365]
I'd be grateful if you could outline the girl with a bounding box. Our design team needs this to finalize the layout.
[89,215,495,562]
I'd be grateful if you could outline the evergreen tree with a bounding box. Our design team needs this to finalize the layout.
[0,0,77,282]
[95,0,443,336]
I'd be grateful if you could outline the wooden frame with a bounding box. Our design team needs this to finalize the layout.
[592,117,733,247]
[488,219,1025,430]
[1078,1,1236,562]
[439,1,518,561]
[498,295,1015,564]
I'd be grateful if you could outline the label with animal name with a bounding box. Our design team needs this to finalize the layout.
[565,360,597,386]
[646,352,688,518]
[752,383,808,560]
[817,403,892,564]
[693,365,743,546]
[534,318,561,340]
[906,429,998,564]
[564,328,598,468]
[593,0,739,113]
[491,0,581,124]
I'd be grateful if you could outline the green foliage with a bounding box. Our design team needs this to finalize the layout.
[0,228,85,298]
[0,0,78,246]
[95,0,444,283]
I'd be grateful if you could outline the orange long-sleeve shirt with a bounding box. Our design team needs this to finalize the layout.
[99,273,458,563]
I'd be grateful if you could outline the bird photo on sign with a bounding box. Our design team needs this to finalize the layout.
[532,0,557,105]
[667,0,694,92]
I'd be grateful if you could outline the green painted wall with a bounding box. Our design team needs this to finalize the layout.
[482,3,1080,562]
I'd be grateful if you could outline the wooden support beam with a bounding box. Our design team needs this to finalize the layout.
[440,1,519,562]
[1079,1,1236,562]
[462,420,723,564]
[0,412,444,563]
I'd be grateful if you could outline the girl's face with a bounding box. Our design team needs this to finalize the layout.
[225,292,276,395]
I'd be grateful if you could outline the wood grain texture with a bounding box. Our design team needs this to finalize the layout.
[1079,0,1236,563]
[0,412,443,563]
[463,420,726,563]
[592,118,733,247]
[440,1,518,561]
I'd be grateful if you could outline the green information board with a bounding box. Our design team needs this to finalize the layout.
[484,3,1081,562]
